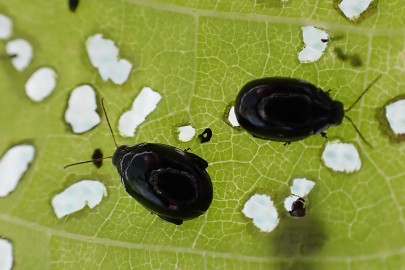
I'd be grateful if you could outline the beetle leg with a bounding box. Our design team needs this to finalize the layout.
[283,141,291,146]
[183,147,191,152]
[326,89,332,95]
[321,132,328,139]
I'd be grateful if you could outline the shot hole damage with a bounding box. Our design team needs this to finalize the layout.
[86,34,132,85]
[65,85,101,134]
[376,97,405,142]
[118,87,162,137]
[0,144,35,197]
[385,99,405,135]
[334,0,378,23]
[242,194,279,233]
[298,26,329,63]
[176,125,196,142]
[25,67,57,102]
[227,106,240,127]
[0,14,12,40]
[6,39,33,71]
[0,238,13,270]
[51,180,107,218]
[321,140,361,173]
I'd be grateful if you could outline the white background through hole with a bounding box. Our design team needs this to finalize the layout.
[65,85,101,133]
[177,125,196,142]
[0,145,35,197]
[118,87,162,137]
[228,106,240,127]
[0,14,12,40]
[385,99,405,135]
[51,180,107,218]
[25,67,57,102]
[298,26,329,63]
[339,0,373,20]
[0,238,13,270]
[86,34,132,85]
[322,140,361,173]
[6,39,33,71]
[242,194,279,233]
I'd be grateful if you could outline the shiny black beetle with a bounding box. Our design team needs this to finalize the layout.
[234,76,381,144]
[65,99,213,225]
[113,143,213,225]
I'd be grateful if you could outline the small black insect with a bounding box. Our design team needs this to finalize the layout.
[65,100,213,225]
[91,148,103,168]
[198,128,213,143]
[289,196,306,218]
[320,38,329,43]
[234,76,382,145]
[69,0,79,12]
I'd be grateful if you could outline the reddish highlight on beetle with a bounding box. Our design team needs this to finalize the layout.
[63,98,119,169]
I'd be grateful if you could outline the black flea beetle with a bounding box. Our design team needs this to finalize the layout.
[65,99,213,225]
[234,76,382,145]
[289,196,306,218]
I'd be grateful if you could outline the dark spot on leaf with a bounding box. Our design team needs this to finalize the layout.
[92,148,103,168]
[349,54,362,67]
[334,47,349,61]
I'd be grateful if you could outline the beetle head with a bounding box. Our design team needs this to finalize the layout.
[329,101,344,126]
[112,145,129,168]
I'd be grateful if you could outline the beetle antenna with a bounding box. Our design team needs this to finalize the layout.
[345,74,382,112]
[344,115,373,148]
[101,98,119,148]
[63,156,113,169]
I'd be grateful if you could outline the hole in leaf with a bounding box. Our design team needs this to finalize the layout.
[118,87,162,137]
[0,14,12,40]
[86,34,132,85]
[51,180,107,218]
[242,194,279,233]
[6,39,33,71]
[0,144,35,197]
[298,26,329,63]
[0,238,13,270]
[223,103,241,129]
[25,67,57,102]
[334,0,378,23]
[64,84,101,134]
[376,95,405,143]
[175,125,196,142]
[321,140,361,173]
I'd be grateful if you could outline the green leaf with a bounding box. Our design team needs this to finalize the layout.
[1,0,404,269]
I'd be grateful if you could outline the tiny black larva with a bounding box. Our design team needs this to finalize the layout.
[65,99,213,225]
[234,76,382,145]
